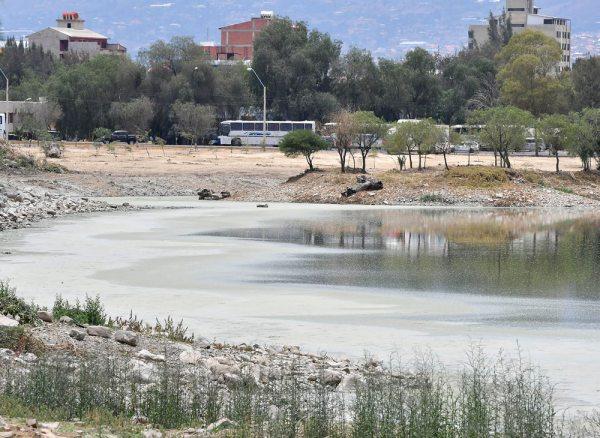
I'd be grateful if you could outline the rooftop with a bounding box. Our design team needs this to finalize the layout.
[48,27,107,40]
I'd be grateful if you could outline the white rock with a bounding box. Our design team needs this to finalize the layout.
[142,429,162,438]
[337,373,364,392]
[136,349,166,362]
[0,315,18,328]
[206,418,237,433]
[130,360,154,384]
[179,350,203,365]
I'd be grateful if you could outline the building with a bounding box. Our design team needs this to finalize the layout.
[0,100,46,135]
[27,12,126,59]
[469,0,571,70]
[201,11,274,62]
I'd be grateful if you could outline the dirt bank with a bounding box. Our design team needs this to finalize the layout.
[2,142,600,213]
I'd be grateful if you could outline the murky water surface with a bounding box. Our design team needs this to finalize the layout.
[1,200,599,408]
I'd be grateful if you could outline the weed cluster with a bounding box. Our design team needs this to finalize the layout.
[0,281,40,325]
[446,166,509,188]
[0,350,579,437]
[420,193,447,203]
[52,295,107,326]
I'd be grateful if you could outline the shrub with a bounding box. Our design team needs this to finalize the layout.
[52,295,106,326]
[0,281,39,325]
[446,166,509,188]
[420,193,447,203]
[0,326,43,354]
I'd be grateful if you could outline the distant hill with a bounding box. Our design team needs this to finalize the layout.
[1,0,598,58]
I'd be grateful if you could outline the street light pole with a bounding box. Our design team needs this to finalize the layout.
[0,68,8,102]
[247,68,266,145]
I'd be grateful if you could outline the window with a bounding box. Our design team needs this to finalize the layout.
[242,122,256,131]
[292,123,304,131]
[59,40,69,51]
[8,113,14,124]
[67,23,72,29]
[304,123,314,131]
[280,123,292,132]
[267,122,279,131]
[231,122,243,131]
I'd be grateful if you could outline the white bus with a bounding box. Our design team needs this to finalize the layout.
[218,120,316,146]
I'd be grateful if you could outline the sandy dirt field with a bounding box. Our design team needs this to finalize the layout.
[4,141,600,208]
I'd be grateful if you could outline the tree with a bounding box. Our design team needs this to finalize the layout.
[386,123,414,170]
[333,48,382,111]
[579,108,600,170]
[328,110,358,173]
[377,59,410,121]
[48,55,143,138]
[403,48,441,119]
[278,130,329,171]
[470,106,533,168]
[171,101,216,145]
[572,57,600,110]
[110,97,154,136]
[538,114,571,172]
[496,30,565,116]
[252,18,341,120]
[566,115,596,172]
[385,120,444,171]
[352,111,387,173]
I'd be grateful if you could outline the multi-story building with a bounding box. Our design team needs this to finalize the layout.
[469,0,571,70]
[27,12,126,59]
[201,11,274,63]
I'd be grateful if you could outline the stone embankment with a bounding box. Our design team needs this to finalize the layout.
[0,182,132,232]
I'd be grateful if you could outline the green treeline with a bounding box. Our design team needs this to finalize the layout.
[0,17,598,142]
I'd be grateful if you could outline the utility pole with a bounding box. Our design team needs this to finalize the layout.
[247,67,267,145]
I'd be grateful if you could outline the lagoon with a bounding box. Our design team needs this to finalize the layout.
[1,199,599,409]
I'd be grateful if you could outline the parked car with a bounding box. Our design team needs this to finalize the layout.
[108,130,137,144]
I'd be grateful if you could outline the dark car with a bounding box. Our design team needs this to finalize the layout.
[109,130,137,144]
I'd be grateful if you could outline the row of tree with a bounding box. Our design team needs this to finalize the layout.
[0,15,598,142]
[279,107,600,174]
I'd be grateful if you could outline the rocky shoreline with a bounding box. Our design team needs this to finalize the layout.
[0,179,134,233]
[0,311,382,437]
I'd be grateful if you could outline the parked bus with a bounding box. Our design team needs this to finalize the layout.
[218,120,316,146]
[451,125,484,152]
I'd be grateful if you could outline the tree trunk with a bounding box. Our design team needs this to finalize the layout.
[555,152,559,173]
[306,154,314,171]
[443,151,449,171]
[418,153,422,170]
[338,149,346,173]
[407,149,413,169]
[361,150,368,174]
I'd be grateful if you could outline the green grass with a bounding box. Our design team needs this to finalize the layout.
[555,186,574,194]
[0,348,586,437]
[0,281,40,325]
[52,294,107,326]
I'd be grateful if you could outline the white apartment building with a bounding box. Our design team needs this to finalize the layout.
[469,0,571,70]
